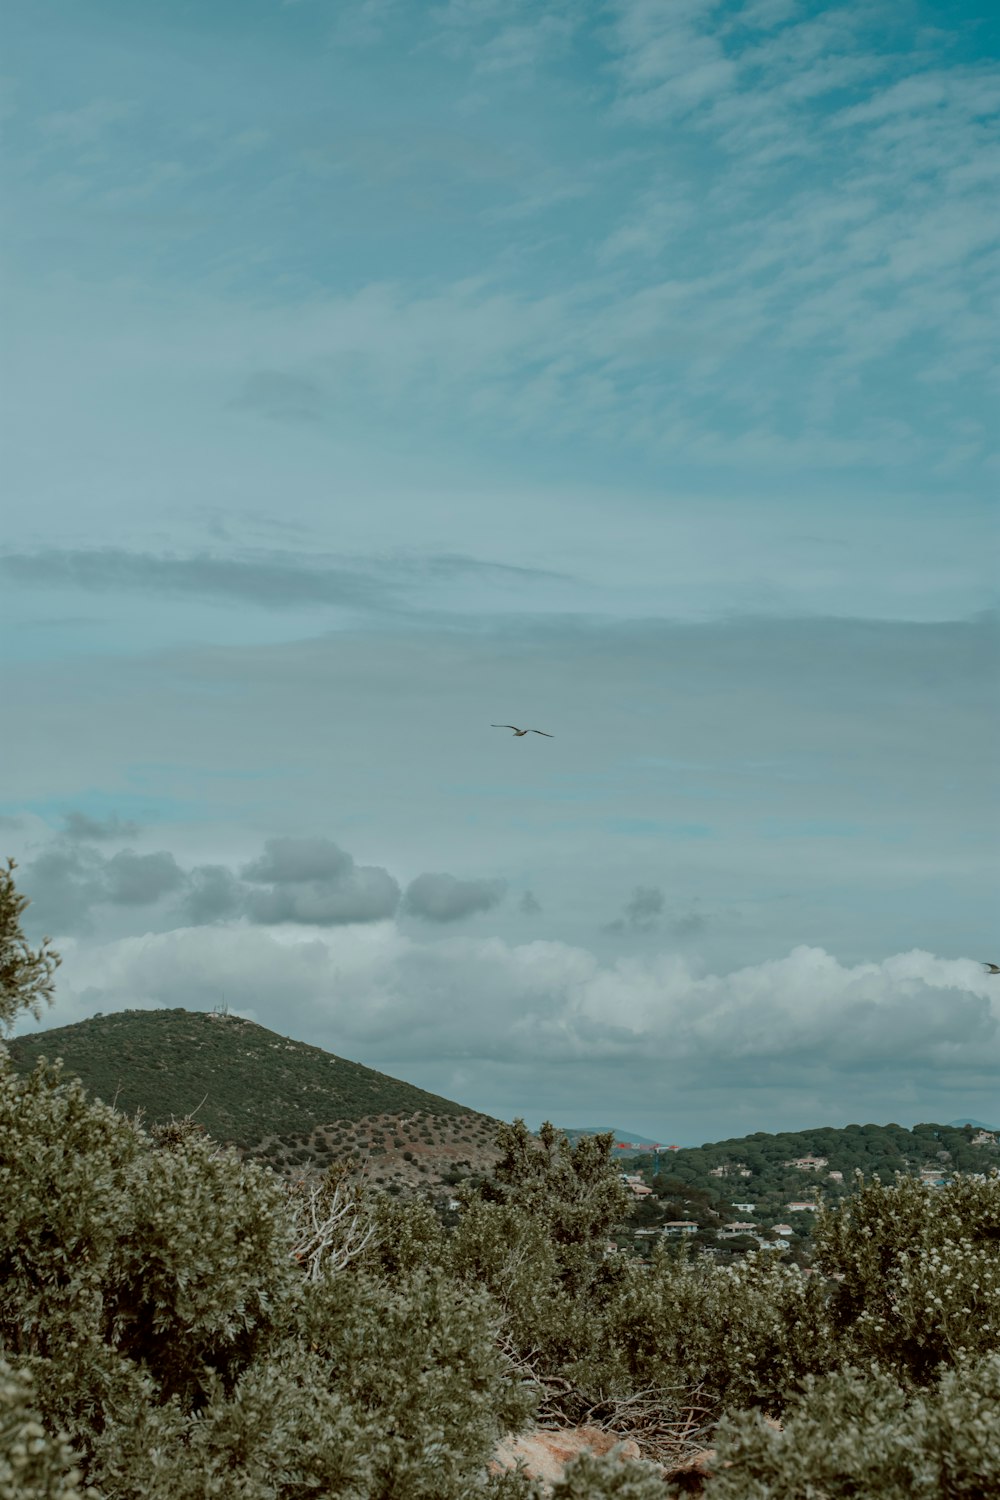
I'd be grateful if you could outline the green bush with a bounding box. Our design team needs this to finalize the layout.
[606,1244,838,1416]
[705,1351,1000,1499]
[813,1169,1000,1382]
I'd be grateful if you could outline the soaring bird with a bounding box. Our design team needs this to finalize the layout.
[983,962,1000,974]
[492,724,553,737]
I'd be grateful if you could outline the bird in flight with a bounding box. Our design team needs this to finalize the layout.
[983,962,1000,974]
[492,724,553,737]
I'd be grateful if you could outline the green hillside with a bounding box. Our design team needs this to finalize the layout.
[617,1120,1000,1256]
[5,1008,491,1150]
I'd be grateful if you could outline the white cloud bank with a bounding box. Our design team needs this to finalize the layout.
[22,925,998,1107]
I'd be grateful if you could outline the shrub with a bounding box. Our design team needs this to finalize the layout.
[705,1351,1000,1499]
[813,1170,1000,1382]
[606,1245,838,1416]
[550,1451,672,1498]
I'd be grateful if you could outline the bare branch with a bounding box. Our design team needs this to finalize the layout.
[286,1163,379,1281]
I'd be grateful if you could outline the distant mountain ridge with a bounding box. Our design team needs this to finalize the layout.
[559,1126,682,1153]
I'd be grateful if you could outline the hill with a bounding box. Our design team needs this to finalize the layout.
[4,1008,501,1193]
[614,1119,1000,1260]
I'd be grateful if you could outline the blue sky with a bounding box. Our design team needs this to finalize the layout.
[2,0,998,1142]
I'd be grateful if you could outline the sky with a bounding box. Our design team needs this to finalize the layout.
[2,0,998,1144]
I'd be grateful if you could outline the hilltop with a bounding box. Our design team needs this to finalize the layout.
[4,1008,501,1193]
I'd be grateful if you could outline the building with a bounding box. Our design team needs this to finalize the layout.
[732,1202,756,1212]
[772,1223,794,1236]
[786,1201,819,1213]
[719,1221,758,1238]
[662,1221,699,1236]
[785,1155,828,1170]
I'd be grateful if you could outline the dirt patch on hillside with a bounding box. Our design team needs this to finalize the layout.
[246,1108,502,1193]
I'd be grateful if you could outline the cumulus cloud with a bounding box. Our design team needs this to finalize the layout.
[403,872,507,923]
[241,837,355,885]
[19,844,186,932]
[62,811,141,842]
[180,864,245,925]
[244,868,400,926]
[19,846,108,934]
[17,832,403,935]
[102,850,185,905]
[240,836,400,926]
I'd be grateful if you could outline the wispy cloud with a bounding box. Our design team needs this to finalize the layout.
[0,545,573,617]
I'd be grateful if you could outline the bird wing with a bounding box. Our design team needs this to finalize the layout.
[530,730,553,737]
[492,724,520,730]
[984,962,1000,973]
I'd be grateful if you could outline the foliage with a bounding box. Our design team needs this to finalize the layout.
[0,1359,98,1500]
[484,1121,631,1249]
[86,1269,534,1500]
[813,1167,1000,1382]
[705,1352,1000,1499]
[607,1243,838,1416]
[450,1122,634,1390]
[548,1450,670,1498]
[0,859,59,1034]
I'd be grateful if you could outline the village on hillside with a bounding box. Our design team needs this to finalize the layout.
[601,1127,1000,1266]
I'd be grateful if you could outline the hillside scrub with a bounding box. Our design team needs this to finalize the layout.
[707,1353,1000,1499]
[3,860,1000,1497]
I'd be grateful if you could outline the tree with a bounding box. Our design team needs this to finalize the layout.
[482,1120,630,1248]
[0,858,60,1034]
